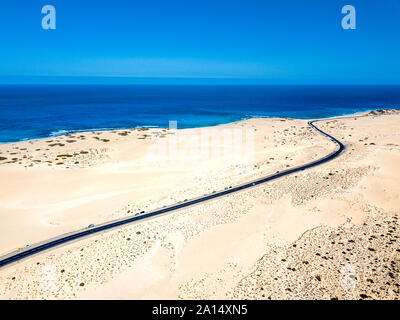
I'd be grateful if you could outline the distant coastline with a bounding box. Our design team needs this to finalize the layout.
[0,84,400,144]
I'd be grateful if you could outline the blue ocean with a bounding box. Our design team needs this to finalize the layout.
[0,85,399,143]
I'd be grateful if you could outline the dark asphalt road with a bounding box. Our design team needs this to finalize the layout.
[0,118,345,269]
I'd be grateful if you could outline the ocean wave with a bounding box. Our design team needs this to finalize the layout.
[136,125,159,128]
[49,127,128,137]
[50,129,72,137]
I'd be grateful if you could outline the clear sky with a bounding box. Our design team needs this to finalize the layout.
[0,0,399,84]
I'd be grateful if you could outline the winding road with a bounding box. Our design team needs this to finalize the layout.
[0,118,345,269]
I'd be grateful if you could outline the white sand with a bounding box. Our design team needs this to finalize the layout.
[0,110,399,299]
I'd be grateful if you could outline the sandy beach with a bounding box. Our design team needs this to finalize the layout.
[0,109,399,300]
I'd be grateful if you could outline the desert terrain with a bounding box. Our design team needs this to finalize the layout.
[0,110,399,299]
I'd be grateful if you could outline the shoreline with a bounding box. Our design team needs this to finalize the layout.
[0,107,386,145]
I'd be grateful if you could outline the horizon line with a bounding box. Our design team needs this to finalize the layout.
[0,76,399,86]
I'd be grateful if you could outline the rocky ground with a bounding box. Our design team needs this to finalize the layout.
[232,211,399,300]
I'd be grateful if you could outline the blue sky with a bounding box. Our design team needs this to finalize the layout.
[0,0,399,84]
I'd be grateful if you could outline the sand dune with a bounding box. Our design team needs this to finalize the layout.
[0,110,399,299]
